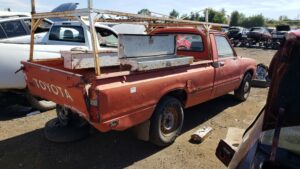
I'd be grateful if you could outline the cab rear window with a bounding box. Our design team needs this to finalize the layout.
[49,26,85,43]
[177,34,203,52]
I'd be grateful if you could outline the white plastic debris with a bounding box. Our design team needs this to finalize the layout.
[26,110,41,116]
[190,126,213,143]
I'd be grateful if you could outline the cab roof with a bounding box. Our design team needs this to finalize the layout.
[151,27,223,36]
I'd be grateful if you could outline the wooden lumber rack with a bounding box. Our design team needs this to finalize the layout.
[29,0,228,76]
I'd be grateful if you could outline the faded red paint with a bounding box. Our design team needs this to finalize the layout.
[22,28,256,132]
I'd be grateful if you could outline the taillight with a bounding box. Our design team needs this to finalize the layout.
[89,88,100,123]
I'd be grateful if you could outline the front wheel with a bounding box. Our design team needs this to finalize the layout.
[150,96,184,147]
[234,73,252,101]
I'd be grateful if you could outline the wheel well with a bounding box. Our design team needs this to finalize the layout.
[245,69,254,78]
[161,89,187,107]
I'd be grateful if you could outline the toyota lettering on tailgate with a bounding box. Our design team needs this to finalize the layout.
[32,78,73,101]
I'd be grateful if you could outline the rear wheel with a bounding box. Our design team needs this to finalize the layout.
[56,105,87,127]
[150,96,184,147]
[44,118,90,143]
[234,73,252,101]
[44,105,90,143]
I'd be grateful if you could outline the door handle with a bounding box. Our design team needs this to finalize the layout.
[212,61,225,68]
[219,61,225,67]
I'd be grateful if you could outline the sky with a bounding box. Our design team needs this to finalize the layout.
[0,0,299,20]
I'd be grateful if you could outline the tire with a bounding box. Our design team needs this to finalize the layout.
[150,96,184,147]
[44,118,90,143]
[56,105,87,127]
[252,79,270,88]
[234,73,252,101]
[26,92,56,111]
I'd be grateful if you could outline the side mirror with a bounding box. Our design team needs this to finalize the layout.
[215,139,236,166]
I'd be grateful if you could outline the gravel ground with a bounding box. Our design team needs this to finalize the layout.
[0,48,276,169]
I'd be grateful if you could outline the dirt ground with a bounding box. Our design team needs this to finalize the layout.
[0,48,276,169]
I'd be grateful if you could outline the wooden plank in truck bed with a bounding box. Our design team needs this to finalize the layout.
[61,50,119,69]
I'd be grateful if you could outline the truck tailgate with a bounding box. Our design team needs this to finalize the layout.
[22,61,90,118]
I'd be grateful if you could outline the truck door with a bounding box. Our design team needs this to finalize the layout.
[213,35,241,98]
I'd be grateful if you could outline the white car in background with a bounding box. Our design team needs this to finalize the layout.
[0,17,121,111]
[0,3,147,111]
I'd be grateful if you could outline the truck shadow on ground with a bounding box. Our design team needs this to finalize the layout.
[0,94,240,169]
[0,93,35,121]
[183,94,240,133]
[0,105,35,121]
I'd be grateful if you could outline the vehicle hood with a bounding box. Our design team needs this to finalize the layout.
[263,30,300,131]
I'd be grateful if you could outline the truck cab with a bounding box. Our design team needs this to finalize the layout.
[152,27,254,100]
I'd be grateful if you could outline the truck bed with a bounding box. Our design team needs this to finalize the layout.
[27,58,212,80]
[22,58,213,127]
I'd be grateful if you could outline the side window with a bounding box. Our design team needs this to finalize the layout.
[0,27,7,39]
[176,34,203,52]
[96,28,118,48]
[215,35,234,58]
[49,26,85,43]
[23,19,31,30]
[24,19,52,33]
[1,21,27,38]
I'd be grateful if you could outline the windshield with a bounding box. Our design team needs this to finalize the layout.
[260,126,300,155]
[276,25,291,31]
[229,28,240,32]
[96,27,118,48]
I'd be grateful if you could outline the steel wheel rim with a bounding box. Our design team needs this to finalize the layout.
[160,106,179,135]
[243,81,250,98]
[57,106,69,126]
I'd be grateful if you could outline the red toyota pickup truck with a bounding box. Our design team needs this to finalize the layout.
[21,27,256,146]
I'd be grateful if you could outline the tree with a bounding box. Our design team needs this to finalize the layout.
[190,12,202,21]
[138,9,151,16]
[240,14,265,28]
[169,9,179,18]
[182,8,227,23]
[180,14,189,20]
[230,11,240,26]
[279,15,288,21]
[220,8,226,15]
[206,8,227,23]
